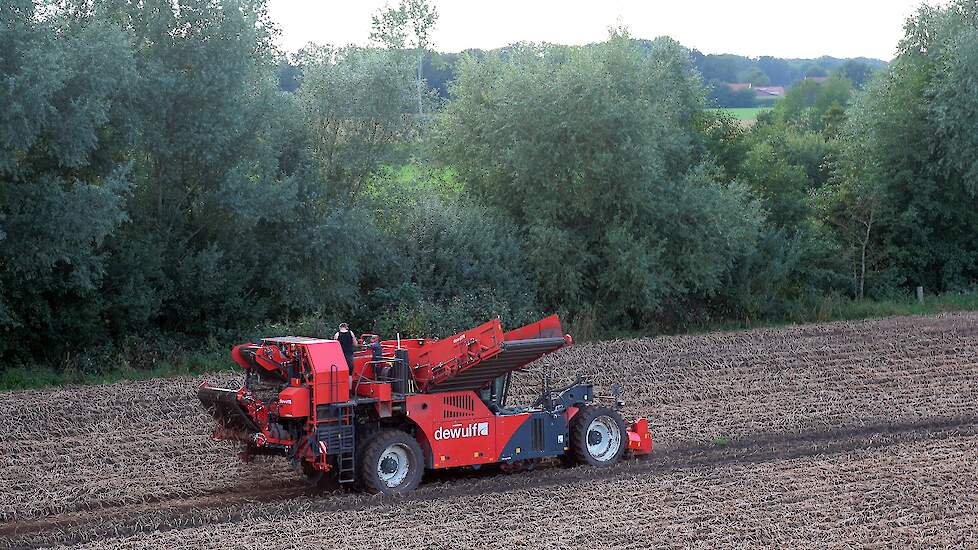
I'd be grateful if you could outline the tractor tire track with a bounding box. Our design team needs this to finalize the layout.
[4,416,975,549]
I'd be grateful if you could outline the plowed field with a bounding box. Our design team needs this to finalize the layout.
[2,312,977,548]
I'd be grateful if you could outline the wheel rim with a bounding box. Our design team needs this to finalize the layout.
[377,443,411,487]
[586,415,622,462]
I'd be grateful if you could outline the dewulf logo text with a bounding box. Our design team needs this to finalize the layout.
[434,422,489,440]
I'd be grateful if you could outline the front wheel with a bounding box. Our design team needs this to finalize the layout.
[358,429,424,494]
[569,406,627,466]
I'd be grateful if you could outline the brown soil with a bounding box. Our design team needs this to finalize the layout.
[2,312,976,548]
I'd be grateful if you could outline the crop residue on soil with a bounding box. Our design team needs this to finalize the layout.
[2,312,977,548]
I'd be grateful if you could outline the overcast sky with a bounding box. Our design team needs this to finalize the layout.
[266,0,936,60]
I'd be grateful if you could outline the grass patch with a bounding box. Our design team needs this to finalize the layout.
[691,289,978,336]
[575,289,978,342]
[0,349,234,392]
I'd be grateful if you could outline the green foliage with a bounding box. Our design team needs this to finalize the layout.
[931,28,978,195]
[693,52,755,83]
[0,175,129,346]
[373,288,539,340]
[296,44,421,195]
[370,0,439,115]
[804,65,828,78]
[421,51,457,97]
[366,164,463,200]
[756,56,797,86]
[834,59,877,89]
[695,110,750,180]
[277,59,301,92]
[706,107,771,121]
[696,288,978,336]
[707,83,757,108]
[831,0,978,296]
[771,76,852,132]
[361,167,536,334]
[434,34,766,328]
[722,86,848,310]
[745,68,770,86]
[741,141,813,229]
[1,0,374,361]
[690,50,885,88]
[0,2,135,357]
[370,0,438,52]
[738,122,837,232]
[1,0,975,390]
[0,345,232,391]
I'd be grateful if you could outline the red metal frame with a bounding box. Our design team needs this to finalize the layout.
[207,315,653,476]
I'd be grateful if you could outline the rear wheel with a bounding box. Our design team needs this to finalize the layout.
[569,406,627,466]
[358,429,424,494]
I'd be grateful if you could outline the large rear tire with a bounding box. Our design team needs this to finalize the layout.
[569,406,627,466]
[358,429,424,494]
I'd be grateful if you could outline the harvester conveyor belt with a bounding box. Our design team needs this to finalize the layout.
[425,336,567,393]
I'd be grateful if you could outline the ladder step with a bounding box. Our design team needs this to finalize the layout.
[317,404,355,483]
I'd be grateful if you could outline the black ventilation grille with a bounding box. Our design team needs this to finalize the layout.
[443,394,476,418]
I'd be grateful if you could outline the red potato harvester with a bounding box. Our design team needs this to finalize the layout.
[198,315,653,493]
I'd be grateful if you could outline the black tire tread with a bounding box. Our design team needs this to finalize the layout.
[569,405,627,467]
[357,429,424,494]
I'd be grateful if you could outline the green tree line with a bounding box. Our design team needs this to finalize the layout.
[1,0,976,380]
[286,34,886,108]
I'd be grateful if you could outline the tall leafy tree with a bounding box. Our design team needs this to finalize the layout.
[834,59,876,89]
[0,1,135,357]
[772,76,852,132]
[86,0,307,336]
[370,0,439,115]
[831,0,978,294]
[757,56,798,86]
[296,44,420,198]
[434,33,764,327]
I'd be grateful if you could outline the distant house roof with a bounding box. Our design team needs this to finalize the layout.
[725,82,785,98]
[754,86,785,97]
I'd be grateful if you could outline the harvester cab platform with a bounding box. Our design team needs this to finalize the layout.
[198,315,653,493]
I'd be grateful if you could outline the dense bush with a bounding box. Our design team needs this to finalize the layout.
[707,82,757,108]
[433,35,773,328]
[823,0,978,297]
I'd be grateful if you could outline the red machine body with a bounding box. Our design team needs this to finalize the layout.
[199,315,653,493]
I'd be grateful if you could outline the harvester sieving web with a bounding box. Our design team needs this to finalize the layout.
[198,315,653,493]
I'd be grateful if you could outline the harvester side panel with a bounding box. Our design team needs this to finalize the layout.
[496,412,568,461]
[305,341,350,407]
[503,314,565,341]
[405,392,568,469]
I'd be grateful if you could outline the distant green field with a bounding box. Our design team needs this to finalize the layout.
[707,107,772,121]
